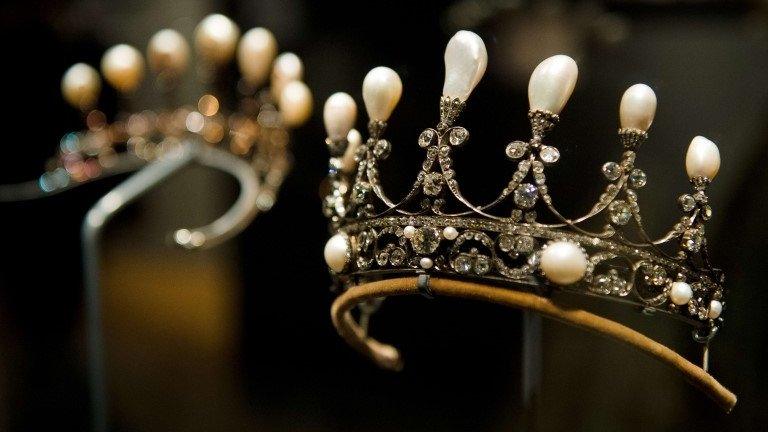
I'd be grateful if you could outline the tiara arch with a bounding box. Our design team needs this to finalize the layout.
[320,30,735,411]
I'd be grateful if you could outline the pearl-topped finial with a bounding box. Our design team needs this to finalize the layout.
[271,52,304,100]
[238,27,278,86]
[323,92,357,142]
[685,136,720,180]
[194,14,240,65]
[147,29,190,77]
[528,55,578,114]
[442,30,487,101]
[101,44,145,93]
[539,240,588,285]
[61,63,101,110]
[620,84,657,132]
[279,81,313,127]
[324,234,350,272]
[362,67,402,122]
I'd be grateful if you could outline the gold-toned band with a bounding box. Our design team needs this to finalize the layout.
[330,276,737,412]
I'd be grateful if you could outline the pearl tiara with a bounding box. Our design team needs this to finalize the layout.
[321,30,735,410]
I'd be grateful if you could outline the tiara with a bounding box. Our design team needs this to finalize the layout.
[0,13,312,226]
[321,31,735,410]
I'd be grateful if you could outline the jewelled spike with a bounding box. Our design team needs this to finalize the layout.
[323,92,357,142]
[238,28,278,86]
[620,84,657,132]
[101,44,145,93]
[528,55,578,114]
[61,63,101,110]
[147,29,190,77]
[194,14,241,65]
[686,136,720,180]
[442,31,488,101]
[362,67,402,122]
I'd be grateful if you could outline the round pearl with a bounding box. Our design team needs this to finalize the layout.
[61,63,101,110]
[194,14,240,65]
[101,44,145,93]
[403,225,416,239]
[342,129,362,173]
[323,92,357,142]
[238,27,277,86]
[669,281,693,305]
[528,55,578,114]
[147,29,190,77]
[708,300,723,319]
[620,83,657,132]
[279,81,313,127]
[442,226,458,240]
[271,52,303,100]
[419,257,434,269]
[362,66,402,121]
[442,30,487,101]
[686,136,720,180]
[324,234,350,273]
[539,241,588,285]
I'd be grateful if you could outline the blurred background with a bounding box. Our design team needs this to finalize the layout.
[1,0,767,430]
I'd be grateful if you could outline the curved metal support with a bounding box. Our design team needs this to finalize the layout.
[81,140,261,432]
[172,144,261,250]
[0,156,146,202]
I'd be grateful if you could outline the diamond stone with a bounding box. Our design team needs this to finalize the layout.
[449,127,469,146]
[423,172,444,196]
[602,162,622,181]
[513,183,538,209]
[453,255,472,273]
[629,168,647,188]
[506,141,528,159]
[608,200,631,225]
[411,227,441,254]
[683,228,703,252]
[678,194,696,212]
[373,139,391,158]
[539,146,560,164]
[498,234,514,252]
[418,129,435,147]
[390,248,406,265]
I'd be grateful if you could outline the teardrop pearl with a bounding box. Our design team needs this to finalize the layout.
[238,27,278,86]
[708,300,722,319]
[540,241,588,285]
[279,81,313,127]
[61,63,101,110]
[194,14,240,65]
[323,92,357,142]
[342,129,362,173]
[669,281,693,305]
[362,66,402,121]
[442,30,487,101]
[324,234,350,272]
[685,136,720,180]
[271,52,304,100]
[528,55,578,114]
[101,44,145,93]
[620,84,657,132]
[147,29,190,77]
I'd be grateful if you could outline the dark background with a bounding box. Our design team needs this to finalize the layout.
[1,0,767,430]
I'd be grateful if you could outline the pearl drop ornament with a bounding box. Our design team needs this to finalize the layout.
[362,66,402,121]
[620,84,657,132]
[528,55,578,114]
[194,14,240,65]
[238,27,277,86]
[442,30,487,101]
[101,44,145,93]
[324,234,350,273]
[61,63,101,110]
[685,136,720,180]
[442,226,458,240]
[271,52,304,100]
[147,29,190,77]
[539,241,588,285]
[669,281,693,305]
[708,300,722,319]
[323,92,357,142]
[279,81,313,127]
[342,129,362,173]
[420,257,434,269]
[403,225,416,239]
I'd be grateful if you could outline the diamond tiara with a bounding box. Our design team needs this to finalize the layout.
[0,14,312,212]
[320,31,732,407]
